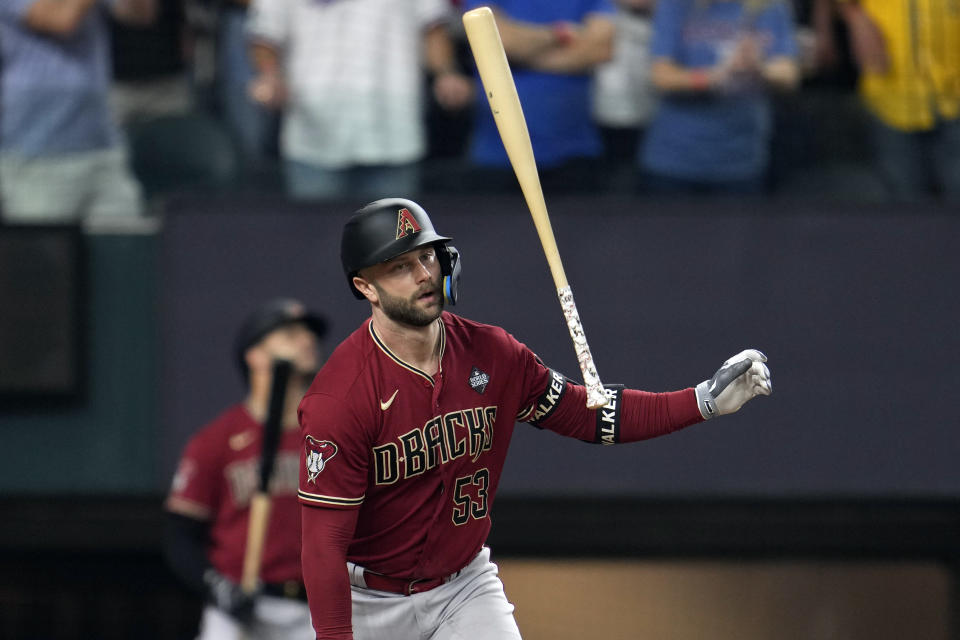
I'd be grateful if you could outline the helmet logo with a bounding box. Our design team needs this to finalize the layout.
[395,208,422,239]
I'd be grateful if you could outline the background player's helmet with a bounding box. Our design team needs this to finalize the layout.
[341,198,461,304]
[233,298,328,380]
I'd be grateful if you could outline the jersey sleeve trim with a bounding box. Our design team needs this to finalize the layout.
[298,489,365,509]
[516,404,535,422]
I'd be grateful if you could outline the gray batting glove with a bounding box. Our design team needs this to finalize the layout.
[203,568,257,623]
[695,349,772,419]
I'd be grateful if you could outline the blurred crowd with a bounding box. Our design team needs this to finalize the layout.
[0,0,958,225]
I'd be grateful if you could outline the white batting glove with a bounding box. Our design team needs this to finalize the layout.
[695,349,772,419]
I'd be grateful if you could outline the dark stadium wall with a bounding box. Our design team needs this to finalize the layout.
[157,194,960,499]
[0,194,956,498]
[0,233,159,493]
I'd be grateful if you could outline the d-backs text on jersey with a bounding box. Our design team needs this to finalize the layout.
[372,406,496,485]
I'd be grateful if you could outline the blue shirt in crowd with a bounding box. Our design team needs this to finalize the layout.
[0,0,119,156]
[641,0,797,182]
[465,0,615,169]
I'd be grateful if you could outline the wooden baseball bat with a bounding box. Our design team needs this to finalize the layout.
[462,6,607,409]
[241,358,292,594]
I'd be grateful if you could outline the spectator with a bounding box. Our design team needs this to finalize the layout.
[213,0,280,176]
[763,0,873,200]
[463,0,616,193]
[109,0,193,127]
[591,0,658,189]
[823,0,960,202]
[423,6,476,180]
[0,0,155,223]
[246,0,473,201]
[639,0,800,195]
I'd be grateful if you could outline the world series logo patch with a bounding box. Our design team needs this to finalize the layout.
[469,367,490,394]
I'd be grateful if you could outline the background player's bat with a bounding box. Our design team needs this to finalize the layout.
[241,358,292,594]
[462,6,607,409]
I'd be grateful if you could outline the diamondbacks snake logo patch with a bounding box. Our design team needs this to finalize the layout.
[305,436,338,484]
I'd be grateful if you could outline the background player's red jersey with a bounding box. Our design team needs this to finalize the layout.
[167,405,303,583]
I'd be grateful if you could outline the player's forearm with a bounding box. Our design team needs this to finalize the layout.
[651,58,717,93]
[836,1,890,73]
[302,506,358,640]
[490,10,564,64]
[423,22,460,77]
[527,17,614,74]
[537,382,702,443]
[306,570,353,640]
[111,0,156,27]
[250,40,282,76]
[248,40,288,108]
[23,0,98,36]
[618,388,704,441]
[762,57,800,91]
[811,0,837,47]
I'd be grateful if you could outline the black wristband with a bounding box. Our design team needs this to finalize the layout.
[594,385,623,445]
[527,368,570,427]
[163,512,213,594]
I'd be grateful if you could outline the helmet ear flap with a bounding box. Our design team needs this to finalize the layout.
[439,246,461,306]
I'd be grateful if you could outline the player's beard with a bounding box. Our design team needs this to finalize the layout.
[374,275,444,328]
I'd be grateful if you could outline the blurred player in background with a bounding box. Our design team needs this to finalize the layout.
[164,298,328,640]
[297,198,773,639]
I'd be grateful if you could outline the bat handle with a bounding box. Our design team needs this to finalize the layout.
[557,286,607,409]
[241,492,272,593]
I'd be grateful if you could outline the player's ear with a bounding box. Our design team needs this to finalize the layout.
[353,274,378,304]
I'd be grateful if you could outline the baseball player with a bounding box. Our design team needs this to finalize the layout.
[164,298,328,640]
[298,199,773,639]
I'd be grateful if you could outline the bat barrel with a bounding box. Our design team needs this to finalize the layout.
[464,6,605,408]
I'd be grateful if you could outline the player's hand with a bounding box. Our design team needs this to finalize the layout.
[709,35,764,93]
[728,35,763,73]
[695,349,771,419]
[432,71,474,111]
[203,569,258,623]
[550,20,580,47]
[248,73,287,109]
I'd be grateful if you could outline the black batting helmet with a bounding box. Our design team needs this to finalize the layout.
[341,198,461,304]
[233,298,328,379]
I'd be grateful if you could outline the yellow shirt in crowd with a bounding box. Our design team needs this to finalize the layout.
[858,0,960,131]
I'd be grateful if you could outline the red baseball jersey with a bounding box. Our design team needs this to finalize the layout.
[298,312,616,579]
[166,405,303,583]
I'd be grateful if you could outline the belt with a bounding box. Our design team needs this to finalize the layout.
[262,581,308,602]
[348,564,462,596]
